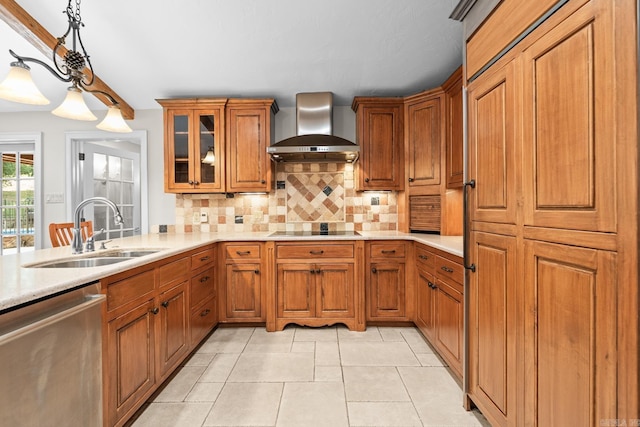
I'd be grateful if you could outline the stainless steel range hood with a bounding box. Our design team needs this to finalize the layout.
[268,92,360,163]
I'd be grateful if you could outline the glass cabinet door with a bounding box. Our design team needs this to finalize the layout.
[194,110,223,191]
[166,110,192,189]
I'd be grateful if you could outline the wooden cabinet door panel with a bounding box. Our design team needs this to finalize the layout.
[316,263,355,318]
[158,283,189,378]
[407,97,441,188]
[193,109,224,192]
[468,231,517,426]
[357,103,404,190]
[277,263,315,318]
[444,67,464,188]
[435,278,463,376]
[467,60,518,224]
[226,263,262,319]
[190,296,217,347]
[368,262,406,319]
[416,267,436,340]
[524,239,616,426]
[106,299,156,425]
[522,5,615,232]
[226,107,269,192]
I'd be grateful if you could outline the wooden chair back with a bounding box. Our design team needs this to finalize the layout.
[49,221,93,247]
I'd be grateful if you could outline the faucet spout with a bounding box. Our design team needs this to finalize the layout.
[72,197,124,254]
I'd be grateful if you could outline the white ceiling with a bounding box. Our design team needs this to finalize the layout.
[0,0,462,113]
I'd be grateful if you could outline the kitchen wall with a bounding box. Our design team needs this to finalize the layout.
[0,104,376,246]
[171,162,398,234]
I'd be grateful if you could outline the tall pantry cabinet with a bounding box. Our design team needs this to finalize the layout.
[462,0,638,425]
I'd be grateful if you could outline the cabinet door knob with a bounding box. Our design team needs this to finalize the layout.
[188,180,194,185]
[310,269,316,274]
[364,178,370,183]
[151,307,159,315]
[408,177,414,182]
[254,269,260,274]
[161,301,169,308]
[194,181,200,185]
[261,179,266,184]
[315,269,321,274]
[371,267,377,273]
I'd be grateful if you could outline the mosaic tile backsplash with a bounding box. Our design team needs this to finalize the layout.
[169,163,398,234]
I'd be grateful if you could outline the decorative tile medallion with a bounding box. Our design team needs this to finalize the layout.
[286,172,345,223]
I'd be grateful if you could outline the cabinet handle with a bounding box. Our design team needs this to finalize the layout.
[200,276,210,283]
[371,267,377,274]
[364,178,370,183]
[408,177,414,182]
[463,180,477,273]
[381,249,396,254]
[418,255,428,260]
[310,269,316,274]
[161,301,169,308]
[188,180,194,185]
[261,179,266,184]
[310,250,324,255]
[200,309,211,317]
[194,181,200,185]
[151,307,159,315]
[254,269,260,274]
[200,255,210,261]
[316,268,321,274]
[236,251,251,255]
[441,266,454,273]
[428,281,436,289]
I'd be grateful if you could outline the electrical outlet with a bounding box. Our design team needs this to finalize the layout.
[192,212,200,223]
[200,212,208,223]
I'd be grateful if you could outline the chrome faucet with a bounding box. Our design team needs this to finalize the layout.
[72,197,124,254]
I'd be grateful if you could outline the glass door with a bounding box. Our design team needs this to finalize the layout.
[0,149,35,254]
[194,109,223,191]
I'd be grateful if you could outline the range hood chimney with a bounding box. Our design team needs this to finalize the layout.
[267,92,360,163]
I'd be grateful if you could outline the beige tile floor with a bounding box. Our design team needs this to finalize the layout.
[128,325,490,427]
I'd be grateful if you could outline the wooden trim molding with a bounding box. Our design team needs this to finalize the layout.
[0,0,134,119]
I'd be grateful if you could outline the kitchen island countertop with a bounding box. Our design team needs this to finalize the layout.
[0,231,462,312]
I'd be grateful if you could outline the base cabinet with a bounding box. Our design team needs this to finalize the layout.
[220,243,265,322]
[412,243,464,381]
[366,241,409,321]
[272,241,364,331]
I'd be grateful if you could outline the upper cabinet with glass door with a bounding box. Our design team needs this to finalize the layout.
[158,99,226,193]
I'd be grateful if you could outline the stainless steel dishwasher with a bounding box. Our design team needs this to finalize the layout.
[0,283,105,427]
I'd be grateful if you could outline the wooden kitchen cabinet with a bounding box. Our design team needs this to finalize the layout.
[226,99,278,193]
[157,282,189,380]
[220,243,265,322]
[189,247,217,346]
[405,89,443,191]
[272,241,364,331]
[366,241,408,321]
[158,99,226,193]
[158,98,278,194]
[443,66,464,189]
[414,245,436,340]
[463,0,637,423]
[351,97,405,191]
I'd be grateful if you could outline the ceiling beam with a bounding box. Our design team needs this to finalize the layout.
[0,0,134,119]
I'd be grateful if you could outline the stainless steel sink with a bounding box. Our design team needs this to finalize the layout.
[31,257,134,268]
[24,248,165,268]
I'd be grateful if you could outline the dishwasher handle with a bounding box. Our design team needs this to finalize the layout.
[0,294,105,345]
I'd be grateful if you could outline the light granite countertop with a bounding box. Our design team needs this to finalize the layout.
[0,231,462,312]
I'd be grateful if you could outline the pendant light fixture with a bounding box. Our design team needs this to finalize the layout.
[0,0,132,133]
[202,147,216,165]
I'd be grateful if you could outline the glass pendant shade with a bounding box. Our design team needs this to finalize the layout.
[202,148,215,164]
[97,106,132,133]
[52,87,97,121]
[0,63,50,105]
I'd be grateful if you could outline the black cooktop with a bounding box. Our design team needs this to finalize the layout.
[270,231,360,237]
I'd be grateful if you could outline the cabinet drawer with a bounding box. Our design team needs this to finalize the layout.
[415,246,435,270]
[190,267,215,307]
[107,269,155,312]
[370,242,406,258]
[191,247,215,270]
[277,243,354,259]
[225,244,261,260]
[157,257,190,289]
[190,297,217,346]
[436,256,463,285]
